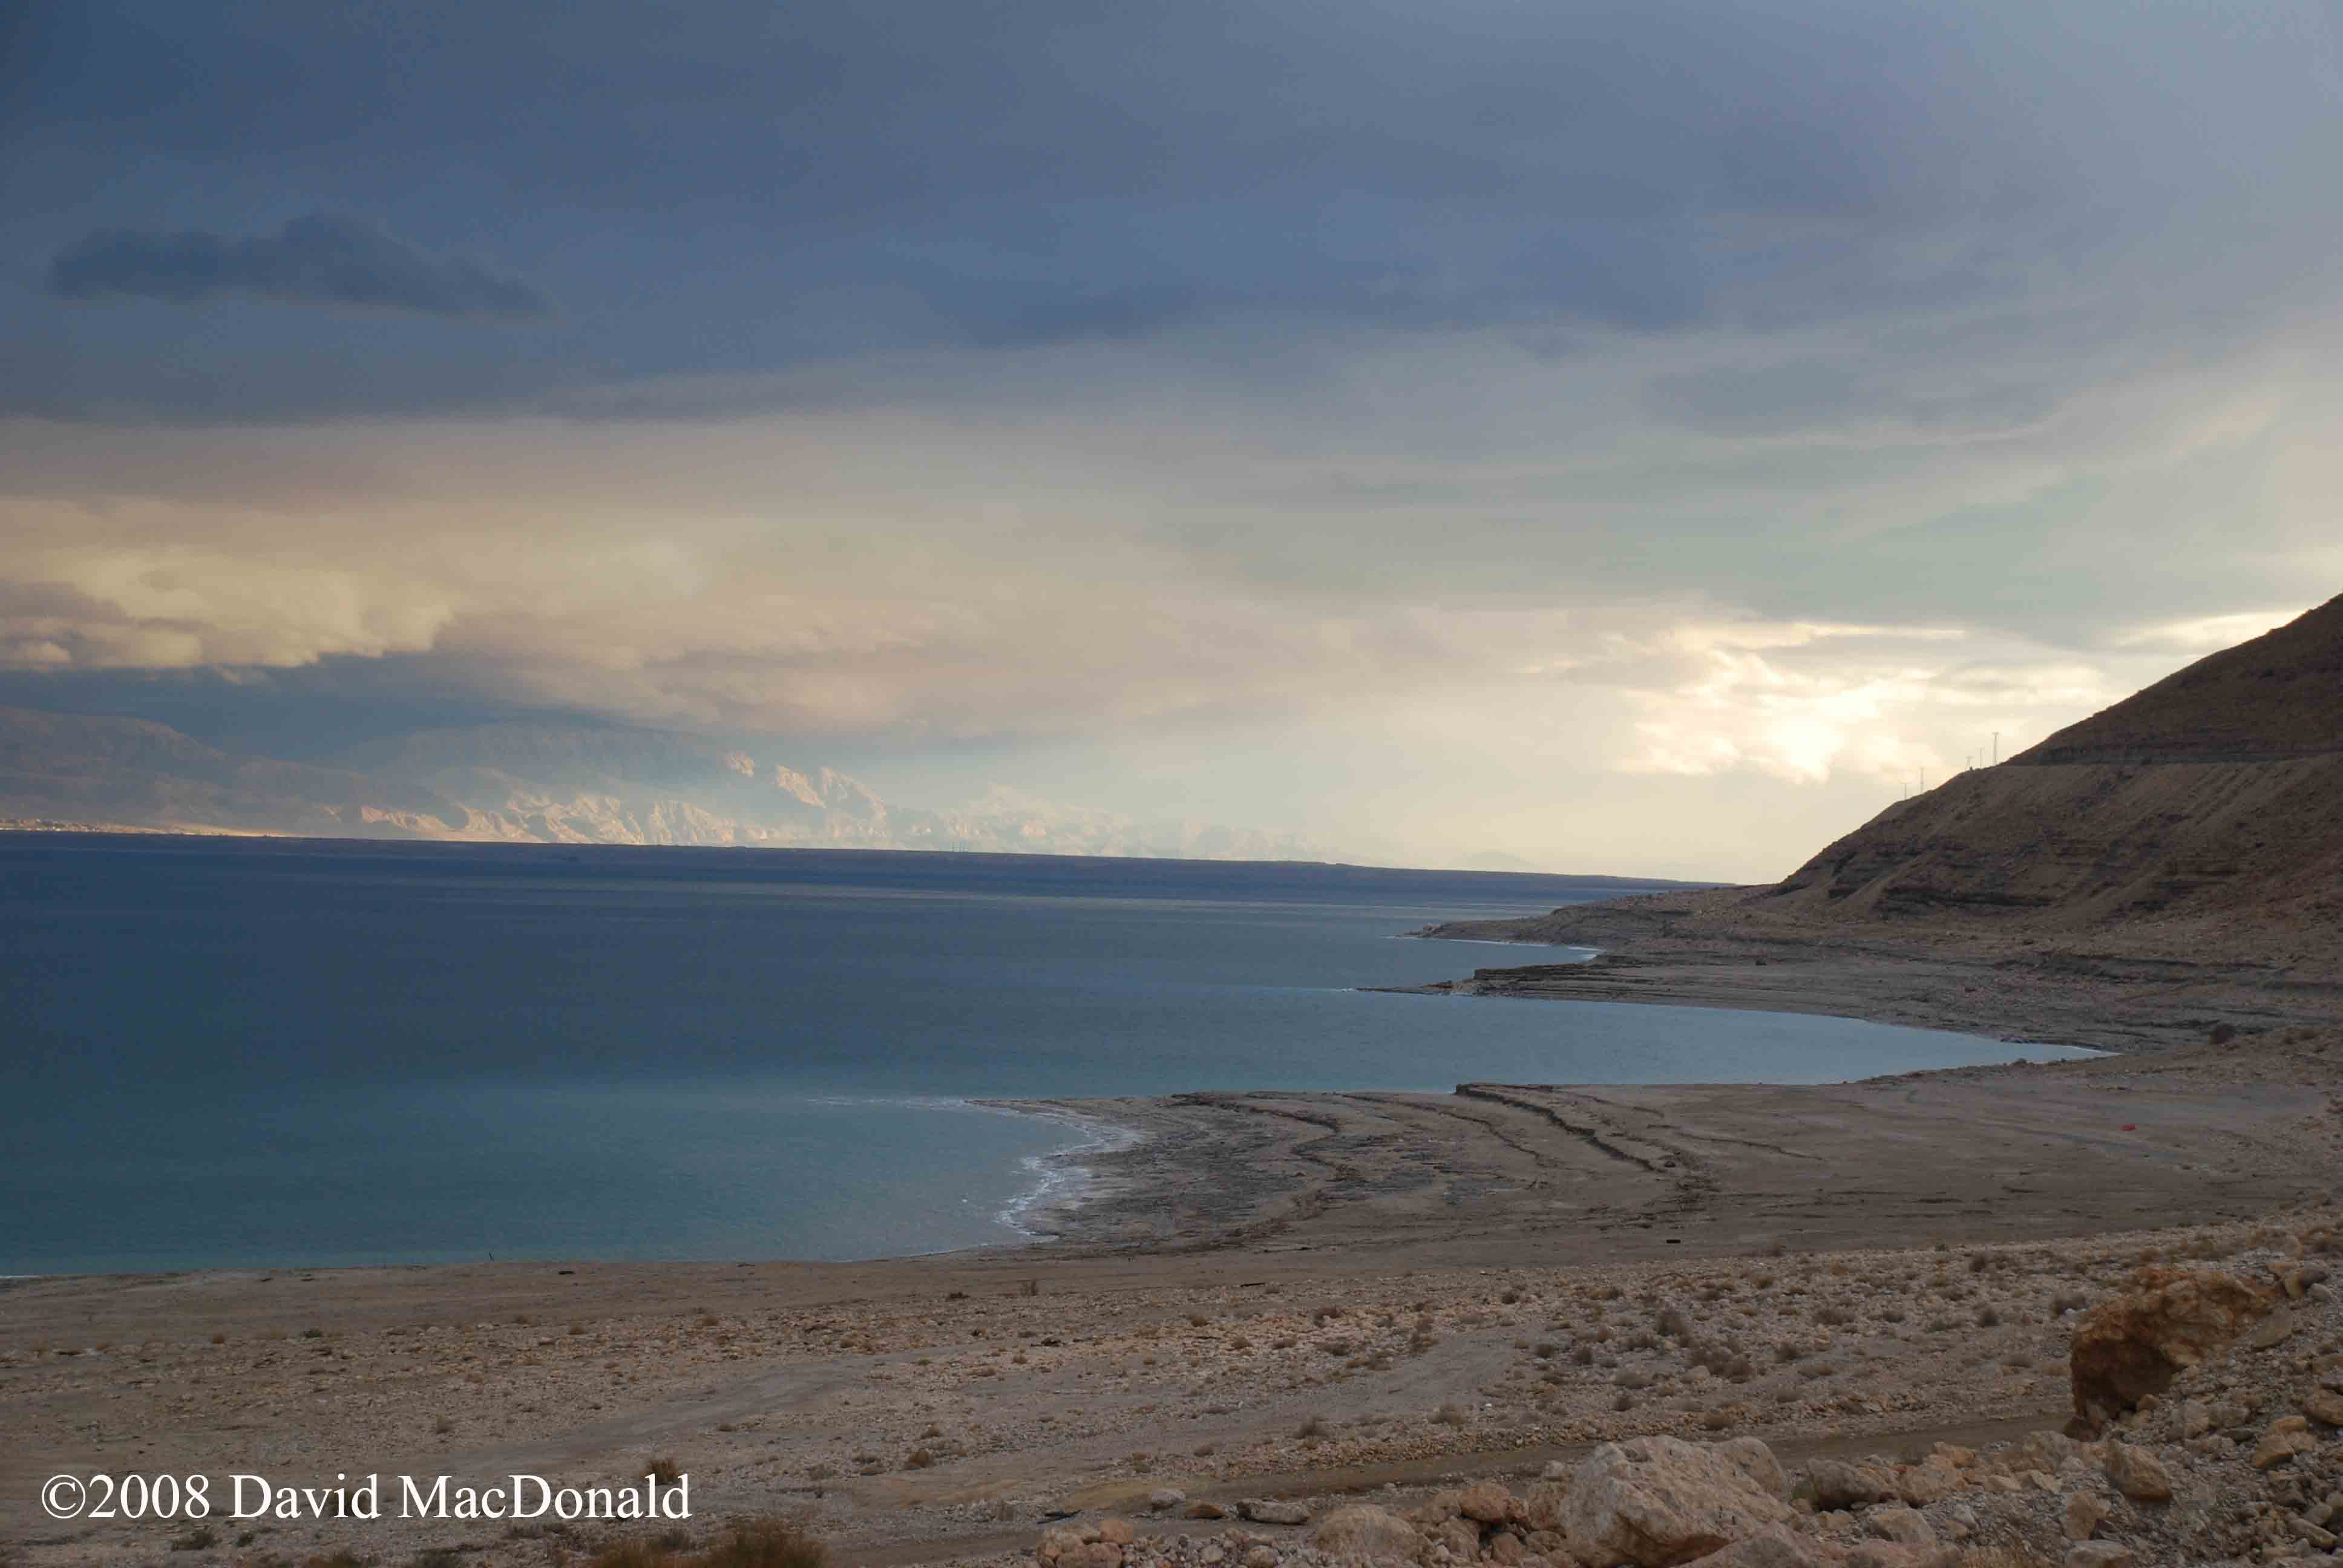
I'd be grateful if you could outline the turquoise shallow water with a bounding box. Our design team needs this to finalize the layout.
[0,838,2094,1272]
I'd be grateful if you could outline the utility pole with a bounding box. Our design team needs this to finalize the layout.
[1991,731,1999,765]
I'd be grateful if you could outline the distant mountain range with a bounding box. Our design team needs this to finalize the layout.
[0,708,1331,861]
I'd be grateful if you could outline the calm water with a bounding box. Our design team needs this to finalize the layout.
[0,837,2091,1273]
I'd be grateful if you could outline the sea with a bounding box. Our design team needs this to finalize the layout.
[0,836,2094,1274]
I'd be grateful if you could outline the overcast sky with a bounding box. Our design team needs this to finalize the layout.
[4,1,2338,878]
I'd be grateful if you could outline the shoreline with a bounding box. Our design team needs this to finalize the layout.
[985,1101,1152,1243]
[10,912,2343,1566]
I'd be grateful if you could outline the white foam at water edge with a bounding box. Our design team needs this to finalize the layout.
[989,1106,1145,1240]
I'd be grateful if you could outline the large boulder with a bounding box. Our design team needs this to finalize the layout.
[2068,1268,2273,1429]
[1310,1504,1424,1563]
[1458,1481,1514,1524]
[1802,1459,1893,1511]
[1717,1437,1790,1500]
[1562,1436,1797,1568]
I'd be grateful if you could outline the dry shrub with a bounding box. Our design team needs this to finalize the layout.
[590,1547,667,1568]
[591,1520,829,1568]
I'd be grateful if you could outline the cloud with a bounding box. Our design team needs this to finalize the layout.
[9,2,2343,421]
[5,2,2343,874]
[2107,609,2304,654]
[45,214,549,322]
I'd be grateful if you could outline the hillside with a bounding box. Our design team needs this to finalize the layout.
[1420,595,2343,998]
[1757,594,2343,952]
[2008,595,2343,764]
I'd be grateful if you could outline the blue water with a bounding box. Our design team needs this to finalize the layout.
[0,837,2091,1273]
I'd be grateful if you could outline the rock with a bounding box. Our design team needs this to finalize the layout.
[1309,1505,1423,1563]
[1487,1529,1527,1566]
[1040,1526,1089,1563]
[2247,1312,2299,1350]
[1516,1484,1567,1534]
[1866,1506,1933,1547]
[1098,1518,1136,1546]
[1844,1548,1934,1568]
[1562,1435,1797,1567]
[2252,1416,2316,1469]
[1430,1518,1480,1562]
[2016,1432,2080,1472]
[1148,1489,1187,1512]
[2179,1399,2212,1437]
[1804,1459,1893,1511]
[2068,1268,2275,1428]
[2063,1492,2108,1541]
[1539,1460,1571,1482]
[1063,1546,1122,1568]
[2103,1440,2174,1502]
[2304,1387,2343,1427]
[1243,1547,1278,1568]
[1187,1501,1228,1521]
[1895,1464,1958,1507]
[1810,1511,1860,1541]
[1240,1498,1311,1526]
[1458,1481,1514,1524]
[2064,1545,2134,1568]
[1717,1437,1791,1500]
[1686,1526,1837,1567]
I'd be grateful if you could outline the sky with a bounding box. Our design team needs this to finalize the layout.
[2,1,2339,881]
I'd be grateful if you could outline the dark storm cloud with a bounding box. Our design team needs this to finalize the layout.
[2,0,2339,423]
[47,214,550,322]
[0,3,2187,410]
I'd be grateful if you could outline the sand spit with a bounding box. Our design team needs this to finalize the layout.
[1401,886,2343,1056]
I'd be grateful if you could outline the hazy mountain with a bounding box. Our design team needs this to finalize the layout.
[0,710,1333,861]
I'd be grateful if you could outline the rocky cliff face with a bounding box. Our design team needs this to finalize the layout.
[0,709,1327,860]
[1758,593,2343,952]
